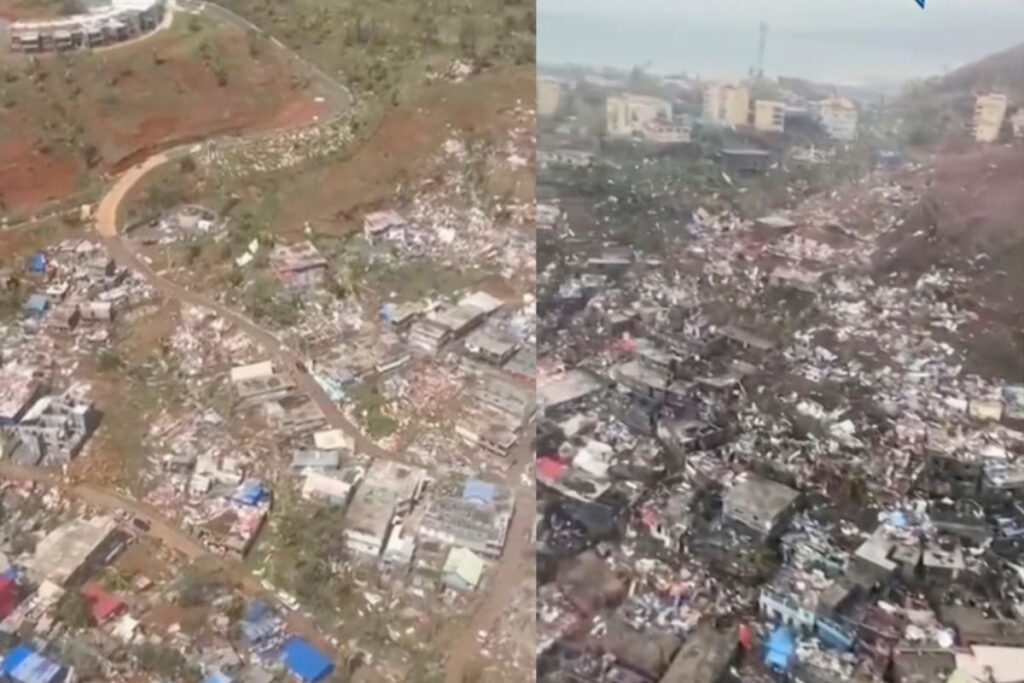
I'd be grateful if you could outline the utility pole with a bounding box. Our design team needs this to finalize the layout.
[758,22,768,78]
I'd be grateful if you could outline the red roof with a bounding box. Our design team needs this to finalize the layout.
[81,583,124,622]
[536,457,568,481]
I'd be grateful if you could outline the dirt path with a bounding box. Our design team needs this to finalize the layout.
[442,437,537,683]
[0,460,335,652]
[75,4,534,679]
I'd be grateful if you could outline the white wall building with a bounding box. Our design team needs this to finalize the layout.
[815,96,858,141]
[606,94,673,138]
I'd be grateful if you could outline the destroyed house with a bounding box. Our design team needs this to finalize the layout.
[718,324,775,352]
[723,475,800,539]
[720,148,772,173]
[455,415,517,456]
[268,241,328,288]
[474,377,535,426]
[234,374,296,408]
[598,618,681,680]
[363,210,407,244]
[11,390,99,465]
[660,624,737,683]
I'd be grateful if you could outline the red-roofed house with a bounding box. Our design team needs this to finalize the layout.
[537,457,568,482]
[81,583,124,623]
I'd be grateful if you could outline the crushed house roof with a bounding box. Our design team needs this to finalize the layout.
[660,624,738,683]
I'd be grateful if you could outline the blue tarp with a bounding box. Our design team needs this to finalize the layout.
[244,600,272,623]
[2,644,64,683]
[281,637,333,682]
[28,253,46,273]
[764,626,795,672]
[241,616,279,645]
[2,567,17,580]
[233,479,266,506]
[379,303,396,323]
[204,671,233,683]
[463,479,498,503]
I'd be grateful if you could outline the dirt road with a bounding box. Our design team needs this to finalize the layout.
[79,4,535,679]
[443,437,537,683]
[0,461,335,651]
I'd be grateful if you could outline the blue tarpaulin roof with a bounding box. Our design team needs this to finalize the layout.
[233,479,266,506]
[2,644,64,683]
[379,303,396,322]
[244,599,272,623]
[463,479,497,503]
[28,253,46,273]
[764,626,795,672]
[281,637,333,682]
[204,671,233,683]
[241,615,279,645]
[2,567,17,580]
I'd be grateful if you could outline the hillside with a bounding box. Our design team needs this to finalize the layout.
[897,42,1024,145]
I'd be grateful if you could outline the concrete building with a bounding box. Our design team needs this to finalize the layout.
[973,93,1009,143]
[720,148,772,173]
[11,388,100,466]
[723,475,800,539]
[418,479,514,557]
[703,84,750,128]
[301,468,363,506]
[268,241,328,289]
[27,516,122,587]
[8,0,166,53]
[606,94,673,138]
[1010,108,1024,139]
[538,76,563,118]
[815,96,858,141]
[343,485,398,557]
[755,100,786,133]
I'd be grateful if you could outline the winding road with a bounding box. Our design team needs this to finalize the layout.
[3,2,537,680]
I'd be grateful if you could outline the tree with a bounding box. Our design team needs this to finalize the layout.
[179,155,196,174]
[56,592,92,629]
[246,29,263,58]
[458,17,479,57]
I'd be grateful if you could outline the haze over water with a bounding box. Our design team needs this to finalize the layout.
[539,0,1024,84]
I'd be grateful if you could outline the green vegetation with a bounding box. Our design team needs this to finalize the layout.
[217,0,535,105]
[244,276,299,327]
[134,643,202,682]
[353,384,397,438]
[261,494,353,618]
[55,591,93,629]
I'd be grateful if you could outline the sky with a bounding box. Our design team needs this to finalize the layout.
[538,0,1024,84]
